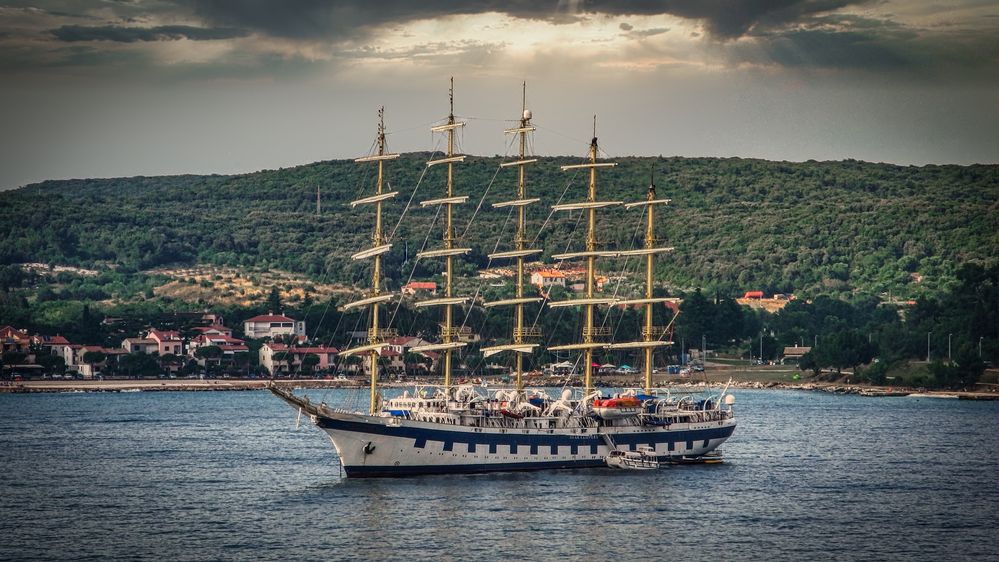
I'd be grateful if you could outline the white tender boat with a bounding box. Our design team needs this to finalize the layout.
[606,446,661,470]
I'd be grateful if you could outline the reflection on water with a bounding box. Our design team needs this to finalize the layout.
[1,389,996,560]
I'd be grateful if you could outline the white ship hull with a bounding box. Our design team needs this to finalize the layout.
[316,410,736,477]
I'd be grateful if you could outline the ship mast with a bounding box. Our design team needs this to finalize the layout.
[548,118,621,397]
[611,166,675,394]
[410,78,471,394]
[340,107,400,414]
[643,172,656,392]
[481,83,543,391]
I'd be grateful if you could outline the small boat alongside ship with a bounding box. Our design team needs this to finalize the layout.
[606,447,660,470]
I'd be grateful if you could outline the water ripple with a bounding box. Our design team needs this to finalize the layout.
[0,389,996,561]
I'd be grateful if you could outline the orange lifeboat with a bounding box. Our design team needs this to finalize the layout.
[592,396,642,419]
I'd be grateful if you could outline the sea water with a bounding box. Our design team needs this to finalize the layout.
[1,389,996,561]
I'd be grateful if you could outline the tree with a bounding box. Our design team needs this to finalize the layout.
[1,351,27,378]
[271,351,292,374]
[230,351,251,377]
[82,350,106,364]
[118,352,159,377]
[301,353,320,375]
[798,351,821,376]
[159,352,182,366]
[930,344,985,388]
[758,334,779,362]
[35,353,66,375]
[404,352,431,376]
[811,330,876,374]
[194,345,222,360]
[677,289,712,347]
[342,354,362,373]
[266,286,282,313]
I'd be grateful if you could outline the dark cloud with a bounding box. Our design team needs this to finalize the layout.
[50,24,250,42]
[4,0,994,78]
[182,0,869,41]
[727,20,999,75]
[753,28,912,69]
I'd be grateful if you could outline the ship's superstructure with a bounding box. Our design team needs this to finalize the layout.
[271,83,736,477]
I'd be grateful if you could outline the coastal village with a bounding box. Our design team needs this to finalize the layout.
[1,263,804,384]
[6,259,982,398]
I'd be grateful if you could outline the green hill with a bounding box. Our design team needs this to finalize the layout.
[1,155,996,298]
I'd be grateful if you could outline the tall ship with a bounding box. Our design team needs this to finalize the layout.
[271,82,736,477]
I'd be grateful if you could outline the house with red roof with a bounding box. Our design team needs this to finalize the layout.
[187,333,249,370]
[0,326,31,353]
[147,329,183,356]
[31,334,70,348]
[530,269,566,289]
[74,345,127,379]
[188,333,248,356]
[379,348,404,373]
[122,337,159,354]
[402,281,438,296]
[192,324,234,337]
[385,336,433,354]
[243,313,306,340]
[260,342,338,375]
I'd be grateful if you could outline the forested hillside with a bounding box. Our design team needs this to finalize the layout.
[1,155,995,298]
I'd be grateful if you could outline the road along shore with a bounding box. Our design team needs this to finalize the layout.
[2,375,995,399]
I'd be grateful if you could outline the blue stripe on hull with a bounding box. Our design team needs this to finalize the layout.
[343,459,608,478]
[317,416,735,448]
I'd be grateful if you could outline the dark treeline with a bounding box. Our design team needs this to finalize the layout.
[670,263,998,387]
[2,260,995,388]
[1,155,996,298]
[1,155,996,387]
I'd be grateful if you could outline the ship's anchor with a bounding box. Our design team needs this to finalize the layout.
[363,442,376,455]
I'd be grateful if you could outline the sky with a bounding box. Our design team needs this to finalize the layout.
[1,0,997,190]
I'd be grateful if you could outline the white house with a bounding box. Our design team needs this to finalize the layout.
[243,314,306,340]
[122,337,159,354]
[530,269,566,288]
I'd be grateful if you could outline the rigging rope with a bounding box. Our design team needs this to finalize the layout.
[387,136,443,242]
[387,203,443,330]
